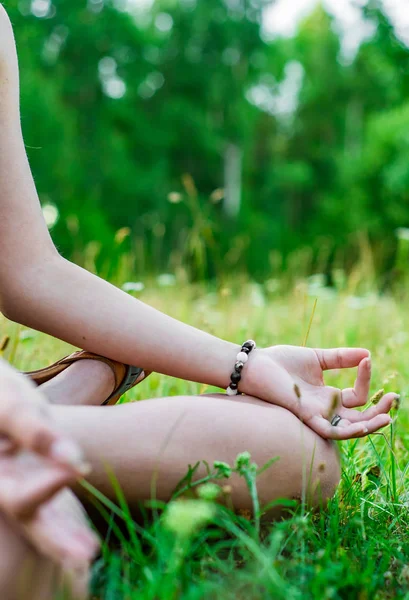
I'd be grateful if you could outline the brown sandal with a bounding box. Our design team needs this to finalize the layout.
[25,351,150,406]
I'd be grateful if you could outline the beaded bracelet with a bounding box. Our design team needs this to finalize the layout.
[226,340,257,396]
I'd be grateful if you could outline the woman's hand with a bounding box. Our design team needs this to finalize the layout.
[0,360,99,566]
[244,346,396,440]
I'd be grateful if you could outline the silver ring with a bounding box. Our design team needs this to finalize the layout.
[331,414,342,427]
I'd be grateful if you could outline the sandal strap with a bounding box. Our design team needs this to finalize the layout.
[25,351,148,405]
[102,365,144,406]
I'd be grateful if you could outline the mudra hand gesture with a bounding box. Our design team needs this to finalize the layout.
[245,346,395,440]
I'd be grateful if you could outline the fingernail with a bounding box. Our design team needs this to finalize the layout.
[51,439,87,471]
[363,427,369,434]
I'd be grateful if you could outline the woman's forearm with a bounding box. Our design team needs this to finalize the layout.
[6,256,241,389]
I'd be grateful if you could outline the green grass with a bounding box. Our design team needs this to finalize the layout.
[2,277,409,600]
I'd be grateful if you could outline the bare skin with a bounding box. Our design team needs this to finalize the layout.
[47,358,396,509]
[22,359,348,510]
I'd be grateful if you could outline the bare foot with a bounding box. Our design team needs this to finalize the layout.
[39,359,116,406]
[38,357,148,406]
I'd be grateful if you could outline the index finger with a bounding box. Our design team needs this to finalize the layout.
[314,348,370,371]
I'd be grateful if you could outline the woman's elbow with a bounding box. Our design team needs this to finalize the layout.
[0,255,59,324]
[0,279,27,323]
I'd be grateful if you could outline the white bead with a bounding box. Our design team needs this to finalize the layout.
[226,386,238,396]
[236,352,248,364]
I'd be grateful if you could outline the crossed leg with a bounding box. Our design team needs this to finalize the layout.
[51,395,340,512]
[0,360,341,600]
[43,362,341,511]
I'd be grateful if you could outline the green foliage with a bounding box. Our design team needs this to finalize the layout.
[5,0,409,279]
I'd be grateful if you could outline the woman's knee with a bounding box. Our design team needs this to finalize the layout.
[198,396,341,510]
[305,436,341,507]
[259,412,341,511]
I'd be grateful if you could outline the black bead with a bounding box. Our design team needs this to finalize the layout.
[231,371,241,384]
[243,341,256,352]
[230,382,238,390]
[241,346,251,354]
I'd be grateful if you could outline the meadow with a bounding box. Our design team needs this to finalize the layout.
[2,267,409,600]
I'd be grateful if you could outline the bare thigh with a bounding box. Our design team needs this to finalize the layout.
[51,395,341,513]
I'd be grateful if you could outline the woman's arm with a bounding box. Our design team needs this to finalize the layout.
[0,6,240,389]
[8,257,241,388]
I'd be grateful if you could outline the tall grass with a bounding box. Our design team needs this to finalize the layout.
[2,265,409,599]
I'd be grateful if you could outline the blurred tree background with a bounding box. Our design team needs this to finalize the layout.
[5,0,409,280]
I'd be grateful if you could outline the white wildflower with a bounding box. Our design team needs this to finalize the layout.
[42,202,59,229]
[157,273,176,287]
[168,192,183,204]
[396,228,409,241]
[122,282,145,293]
[346,294,378,310]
